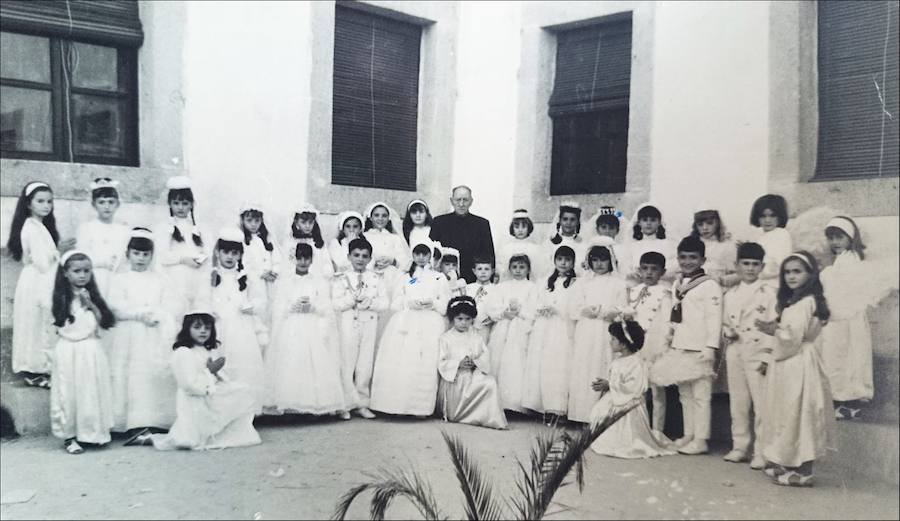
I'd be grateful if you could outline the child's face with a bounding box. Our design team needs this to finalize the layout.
[216,248,241,269]
[348,248,371,271]
[342,218,362,238]
[677,251,705,274]
[128,248,153,272]
[170,198,193,219]
[554,255,574,274]
[559,212,579,235]
[441,261,458,276]
[596,222,618,238]
[410,208,427,226]
[64,259,93,288]
[28,190,53,218]
[370,207,390,230]
[473,263,493,283]
[589,257,611,275]
[826,229,851,255]
[639,216,660,237]
[782,260,810,290]
[92,196,119,221]
[295,216,315,235]
[609,335,626,354]
[696,218,718,239]
[243,214,262,234]
[189,319,212,345]
[413,250,431,268]
[639,263,664,286]
[512,220,530,240]
[295,255,313,274]
[509,260,529,280]
[736,258,763,284]
[453,313,474,332]
[759,209,779,232]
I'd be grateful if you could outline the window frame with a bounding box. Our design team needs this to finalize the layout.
[0,30,139,167]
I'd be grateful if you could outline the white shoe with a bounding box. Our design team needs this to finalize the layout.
[750,455,766,470]
[723,449,748,463]
[356,407,376,419]
[678,439,708,455]
[673,436,694,448]
[338,411,351,421]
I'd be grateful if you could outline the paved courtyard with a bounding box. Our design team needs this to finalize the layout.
[1,415,898,520]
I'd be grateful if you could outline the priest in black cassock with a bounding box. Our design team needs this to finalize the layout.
[429,185,495,284]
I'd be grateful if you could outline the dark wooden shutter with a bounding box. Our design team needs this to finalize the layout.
[332,5,420,191]
[549,14,632,195]
[0,0,143,47]
[816,0,899,179]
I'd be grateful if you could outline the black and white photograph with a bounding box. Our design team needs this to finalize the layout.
[0,0,898,519]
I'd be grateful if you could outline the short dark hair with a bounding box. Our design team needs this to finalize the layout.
[508,211,535,238]
[736,241,765,261]
[447,295,477,320]
[295,242,314,260]
[348,237,373,255]
[472,256,494,269]
[750,194,789,228]
[608,320,645,353]
[91,186,119,201]
[677,236,705,256]
[639,251,666,269]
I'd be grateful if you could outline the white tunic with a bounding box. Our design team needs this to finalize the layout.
[75,219,129,296]
[754,227,792,289]
[486,278,539,412]
[700,237,737,285]
[154,217,212,316]
[464,281,495,343]
[242,233,283,324]
[12,217,58,374]
[406,225,432,251]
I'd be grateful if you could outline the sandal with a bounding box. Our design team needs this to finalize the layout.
[764,464,786,478]
[23,375,51,389]
[774,470,814,487]
[64,438,84,454]
[123,427,152,446]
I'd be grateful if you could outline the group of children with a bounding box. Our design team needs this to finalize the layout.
[6,177,882,489]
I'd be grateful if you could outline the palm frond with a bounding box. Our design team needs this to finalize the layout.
[441,431,505,521]
[332,466,444,521]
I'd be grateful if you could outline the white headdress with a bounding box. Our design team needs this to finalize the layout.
[217,226,244,244]
[24,181,49,197]
[239,202,265,215]
[295,203,319,217]
[129,227,154,241]
[585,236,619,274]
[89,177,120,192]
[512,209,530,220]
[337,210,364,232]
[440,245,461,259]
[59,249,88,267]
[165,176,192,191]
[825,216,857,240]
[406,199,429,214]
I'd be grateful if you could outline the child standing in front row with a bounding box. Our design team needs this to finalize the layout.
[589,320,676,459]
[721,242,777,469]
[522,246,578,423]
[50,251,116,454]
[466,257,497,343]
[621,252,671,432]
[437,296,508,430]
[758,252,834,487]
[749,194,793,290]
[332,238,388,419]
[439,246,468,298]
[266,243,347,419]
[75,178,129,296]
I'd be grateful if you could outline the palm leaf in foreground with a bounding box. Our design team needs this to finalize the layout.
[442,430,505,520]
[332,465,444,521]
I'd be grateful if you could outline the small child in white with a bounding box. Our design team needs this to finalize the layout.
[496,209,542,281]
[266,243,348,419]
[328,211,366,275]
[749,194,792,290]
[465,257,497,343]
[75,177,129,296]
[50,250,117,454]
[238,203,281,324]
[284,204,334,279]
[721,242,777,469]
[437,296,508,430]
[439,246,468,298]
[588,319,676,459]
[128,311,261,450]
[332,238,389,419]
[621,252,671,432]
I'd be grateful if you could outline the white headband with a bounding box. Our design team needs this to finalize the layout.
[59,249,88,267]
[24,182,49,197]
[826,216,856,239]
[295,204,319,217]
[89,178,120,191]
[512,209,530,219]
[789,251,817,270]
[407,199,428,213]
[239,202,264,215]
[560,200,581,210]
[449,297,475,309]
[165,176,192,191]
[338,211,364,231]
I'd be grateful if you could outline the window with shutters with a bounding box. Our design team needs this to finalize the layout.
[331,4,421,191]
[548,14,632,195]
[815,1,899,180]
[0,1,141,166]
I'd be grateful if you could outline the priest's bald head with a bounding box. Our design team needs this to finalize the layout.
[451,185,473,216]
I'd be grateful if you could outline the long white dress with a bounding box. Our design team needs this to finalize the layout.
[50,297,114,444]
[589,354,676,459]
[198,267,267,414]
[567,273,627,423]
[265,272,346,414]
[369,267,449,416]
[365,227,411,298]
[150,346,261,451]
[12,217,58,374]
[754,227,792,289]
[486,278,539,412]
[465,281,495,344]
[284,235,334,280]
[496,239,543,281]
[242,233,282,325]
[521,277,578,415]
[75,219,129,296]
[760,296,835,467]
[154,217,211,317]
[437,329,508,430]
[106,270,179,432]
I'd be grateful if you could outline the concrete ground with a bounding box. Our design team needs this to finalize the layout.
[1,415,898,520]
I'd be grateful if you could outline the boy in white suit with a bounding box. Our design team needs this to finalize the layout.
[722,242,777,469]
[332,238,388,419]
[667,236,723,455]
